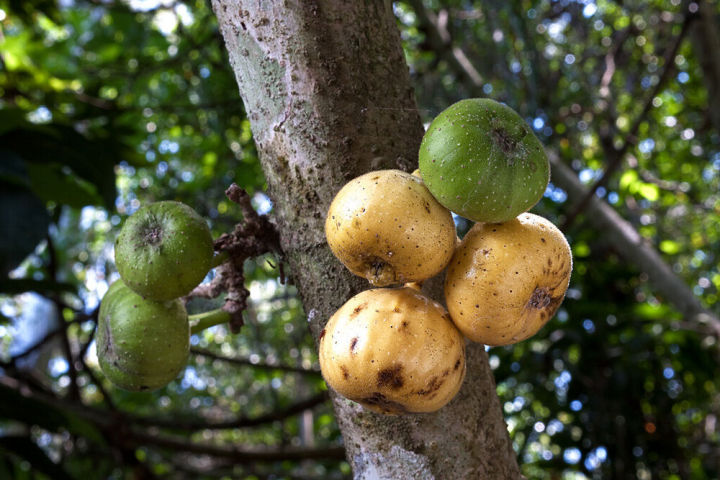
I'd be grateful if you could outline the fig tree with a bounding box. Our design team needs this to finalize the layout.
[325,170,456,287]
[319,287,466,414]
[96,279,190,391]
[419,98,550,223]
[115,201,213,301]
[444,212,572,346]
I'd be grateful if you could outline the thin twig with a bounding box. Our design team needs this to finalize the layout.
[561,12,696,230]
[127,392,329,431]
[46,234,81,401]
[123,430,345,461]
[191,347,321,375]
[407,1,720,335]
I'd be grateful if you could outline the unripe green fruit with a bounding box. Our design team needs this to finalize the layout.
[96,279,190,391]
[419,98,550,223]
[115,201,213,301]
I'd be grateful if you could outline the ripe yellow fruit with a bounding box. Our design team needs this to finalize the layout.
[319,287,466,414]
[325,170,456,286]
[445,213,572,346]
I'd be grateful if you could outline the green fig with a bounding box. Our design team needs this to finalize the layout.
[419,98,550,223]
[115,201,213,301]
[96,279,190,391]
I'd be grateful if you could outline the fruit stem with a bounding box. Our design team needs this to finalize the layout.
[210,251,230,268]
[189,308,231,334]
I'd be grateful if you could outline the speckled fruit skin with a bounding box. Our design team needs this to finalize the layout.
[325,170,456,287]
[115,201,213,301]
[319,287,466,414]
[419,98,550,223]
[96,280,190,391]
[444,213,572,346]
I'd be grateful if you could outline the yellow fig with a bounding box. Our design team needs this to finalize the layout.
[319,287,466,414]
[325,170,456,286]
[445,213,572,346]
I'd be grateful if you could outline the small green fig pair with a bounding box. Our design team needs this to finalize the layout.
[97,280,190,391]
[98,201,215,391]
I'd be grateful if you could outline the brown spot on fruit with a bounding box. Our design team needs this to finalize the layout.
[350,337,358,354]
[319,328,326,340]
[527,287,552,309]
[340,365,350,380]
[351,302,367,317]
[416,375,445,396]
[377,365,404,389]
[492,127,519,156]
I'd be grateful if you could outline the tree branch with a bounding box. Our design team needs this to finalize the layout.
[127,392,329,431]
[562,11,695,229]
[690,0,720,132]
[44,232,82,402]
[78,322,116,410]
[548,152,720,335]
[191,347,321,375]
[409,0,717,335]
[123,430,345,462]
[408,0,483,89]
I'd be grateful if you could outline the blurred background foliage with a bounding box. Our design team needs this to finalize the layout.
[0,0,718,479]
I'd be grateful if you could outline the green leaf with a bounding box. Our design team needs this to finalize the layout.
[573,241,591,258]
[637,183,659,202]
[0,384,106,446]
[0,149,31,188]
[0,109,29,136]
[0,125,119,210]
[0,436,75,480]
[5,0,61,23]
[632,302,673,320]
[26,162,103,208]
[0,278,76,295]
[659,240,681,255]
[619,169,638,190]
[0,185,49,277]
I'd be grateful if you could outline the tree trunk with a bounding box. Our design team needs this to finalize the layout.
[691,0,720,133]
[211,1,522,478]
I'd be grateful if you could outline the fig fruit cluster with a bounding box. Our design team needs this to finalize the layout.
[322,98,572,414]
[97,201,214,391]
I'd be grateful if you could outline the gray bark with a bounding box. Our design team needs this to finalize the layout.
[691,0,720,133]
[211,1,522,478]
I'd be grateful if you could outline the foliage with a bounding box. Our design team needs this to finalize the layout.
[398,0,720,478]
[0,0,718,479]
